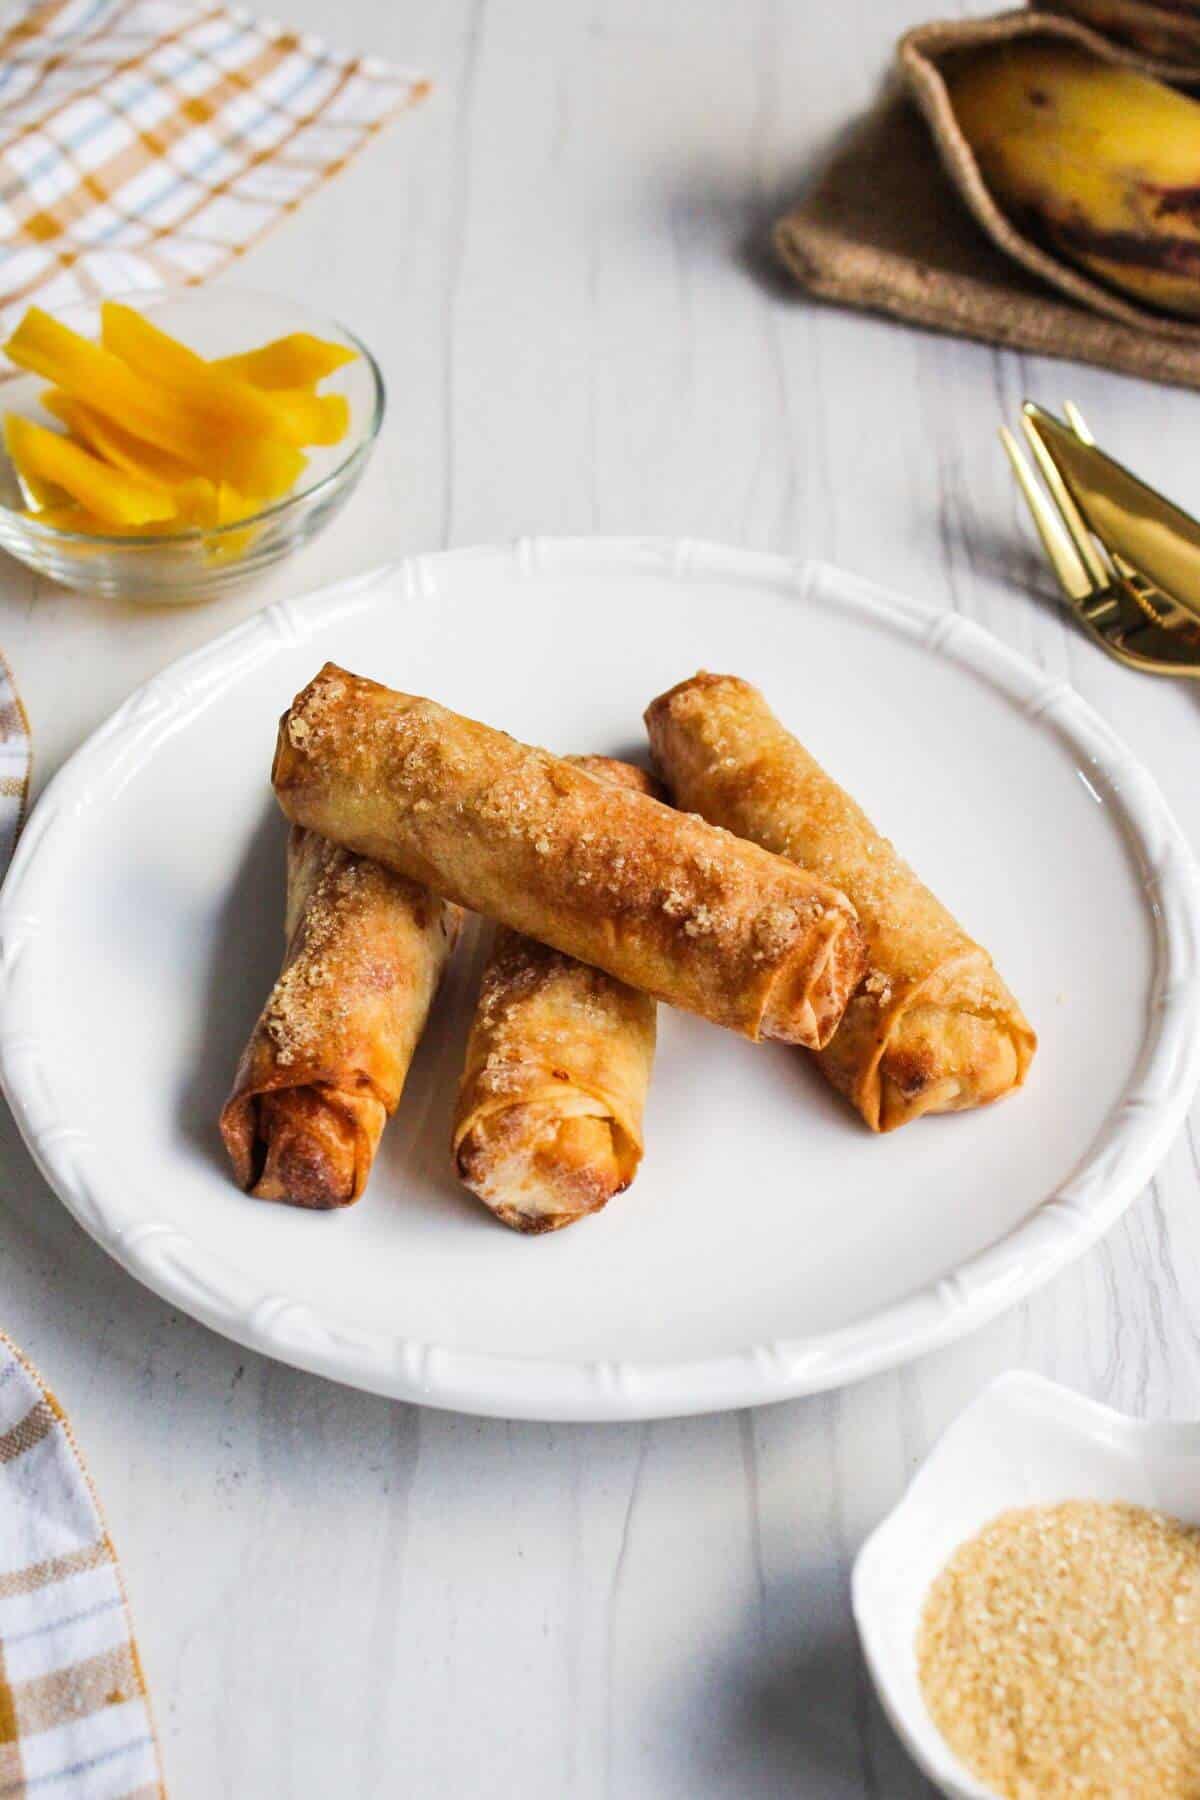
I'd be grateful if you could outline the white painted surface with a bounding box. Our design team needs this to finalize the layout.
[3,1,1200,1793]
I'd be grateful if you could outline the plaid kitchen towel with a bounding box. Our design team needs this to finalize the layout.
[0,0,427,326]
[0,695,157,1795]
[0,653,30,874]
[0,1330,163,1796]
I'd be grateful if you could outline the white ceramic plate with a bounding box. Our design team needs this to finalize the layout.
[853,1372,1200,1798]
[2,541,1198,1420]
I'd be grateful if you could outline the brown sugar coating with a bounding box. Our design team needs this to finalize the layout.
[645,672,1035,1129]
[220,826,460,1207]
[272,665,867,1048]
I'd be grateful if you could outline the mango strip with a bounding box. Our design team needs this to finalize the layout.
[25,504,189,538]
[8,311,203,471]
[39,391,242,525]
[5,416,176,526]
[23,497,246,538]
[5,309,304,497]
[270,387,350,446]
[211,333,356,389]
[23,504,92,531]
[215,483,256,525]
[42,389,196,483]
[100,308,348,448]
[101,302,308,448]
[10,455,61,512]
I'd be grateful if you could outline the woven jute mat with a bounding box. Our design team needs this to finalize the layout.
[774,8,1200,389]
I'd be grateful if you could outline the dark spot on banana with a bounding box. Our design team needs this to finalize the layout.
[1151,185,1200,223]
[1050,219,1200,277]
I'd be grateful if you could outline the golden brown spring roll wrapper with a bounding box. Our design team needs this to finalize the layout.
[220,826,460,1207]
[271,665,866,1049]
[453,759,659,1235]
[645,674,1036,1132]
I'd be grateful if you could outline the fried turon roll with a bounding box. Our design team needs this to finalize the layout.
[272,665,866,1049]
[221,826,460,1207]
[645,674,1036,1132]
[453,759,659,1235]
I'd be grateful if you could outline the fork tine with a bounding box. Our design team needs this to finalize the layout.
[1020,407,1111,591]
[1059,404,1153,606]
[1057,405,1187,630]
[999,426,1094,603]
[1064,401,1095,446]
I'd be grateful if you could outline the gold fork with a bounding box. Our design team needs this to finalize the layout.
[1000,403,1200,679]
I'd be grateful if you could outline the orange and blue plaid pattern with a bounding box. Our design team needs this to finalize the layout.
[0,649,30,873]
[0,0,427,326]
[0,1332,163,1797]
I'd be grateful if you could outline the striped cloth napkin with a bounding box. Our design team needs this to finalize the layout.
[0,245,162,1800]
[0,1332,162,1796]
[0,669,158,1800]
[0,0,427,325]
[0,656,30,873]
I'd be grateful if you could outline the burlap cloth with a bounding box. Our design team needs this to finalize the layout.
[1036,0,1200,71]
[774,8,1200,388]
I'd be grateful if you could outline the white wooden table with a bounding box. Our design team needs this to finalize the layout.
[3,2,1200,1794]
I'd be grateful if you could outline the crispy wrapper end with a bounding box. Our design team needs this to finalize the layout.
[271,665,864,1050]
[761,900,869,1049]
[453,757,659,1235]
[221,1084,385,1208]
[451,935,656,1234]
[819,953,1036,1132]
[219,827,460,1208]
[454,1092,641,1235]
[645,672,1035,1131]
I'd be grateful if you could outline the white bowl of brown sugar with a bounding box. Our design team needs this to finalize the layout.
[852,1372,1200,1799]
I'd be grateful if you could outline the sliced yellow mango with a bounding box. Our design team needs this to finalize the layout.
[268,387,350,447]
[5,416,176,527]
[25,504,187,538]
[43,393,262,531]
[41,389,196,484]
[214,482,255,525]
[22,503,91,531]
[101,302,306,448]
[7,310,211,468]
[6,308,304,498]
[167,477,220,527]
[102,312,351,447]
[39,393,243,526]
[19,468,258,560]
[11,455,62,512]
[212,333,356,389]
[209,481,268,557]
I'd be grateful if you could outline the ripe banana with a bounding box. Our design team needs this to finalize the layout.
[947,44,1200,318]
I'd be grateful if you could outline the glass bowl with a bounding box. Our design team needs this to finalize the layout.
[0,289,385,603]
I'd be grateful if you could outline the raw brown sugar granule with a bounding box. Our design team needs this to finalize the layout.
[916,1500,1200,1798]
